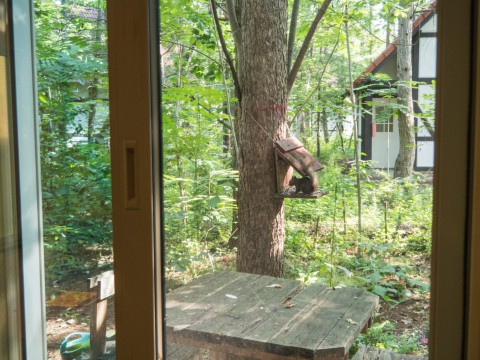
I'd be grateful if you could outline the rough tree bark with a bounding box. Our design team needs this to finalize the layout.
[213,0,330,276]
[394,3,416,178]
[236,0,288,276]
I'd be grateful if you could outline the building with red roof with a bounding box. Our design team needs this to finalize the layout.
[354,3,437,170]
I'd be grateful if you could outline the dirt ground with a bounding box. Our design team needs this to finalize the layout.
[377,295,430,335]
[46,274,116,360]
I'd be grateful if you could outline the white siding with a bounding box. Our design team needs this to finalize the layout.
[419,37,437,78]
[416,140,435,168]
[421,14,437,33]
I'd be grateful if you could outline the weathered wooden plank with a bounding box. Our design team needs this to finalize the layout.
[168,335,310,360]
[167,272,268,331]
[242,283,331,357]
[166,271,237,303]
[213,277,305,338]
[266,285,360,357]
[292,287,368,359]
[317,289,379,355]
[276,154,294,193]
[190,276,303,338]
[184,275,280,336]
[89,270,114,289]
[167,343,200,360]
[98,276,115,300]
[275,137,304,152]
[167,272,379,360]
[275,148,323,177]
[166,271,247,310]
[90,296,108,359]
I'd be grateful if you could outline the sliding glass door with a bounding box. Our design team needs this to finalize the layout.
[0,0,163,358]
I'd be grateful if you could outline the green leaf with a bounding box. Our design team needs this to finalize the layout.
[372,285,388,298]
[39,94,48,103]
[207,196,221,208]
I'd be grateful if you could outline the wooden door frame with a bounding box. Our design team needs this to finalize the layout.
[466,1,480,357]
[105,0,480,359]
[106,0,163,358]
[431,0,478,359]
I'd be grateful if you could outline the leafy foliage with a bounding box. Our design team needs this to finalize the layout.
[38,0,434,355]
[36,0,111,282]
[284,139,431,302]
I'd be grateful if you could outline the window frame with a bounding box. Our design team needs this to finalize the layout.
[430,0,478,359]
[4,0,478,358]
[9,0,46,357]
[106,0,163,358]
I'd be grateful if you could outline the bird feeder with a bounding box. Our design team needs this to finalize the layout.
[274,136,326,199]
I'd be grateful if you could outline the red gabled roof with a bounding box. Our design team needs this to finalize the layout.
[353,2,437,88]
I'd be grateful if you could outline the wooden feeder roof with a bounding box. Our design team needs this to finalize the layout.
[275,136,324,176]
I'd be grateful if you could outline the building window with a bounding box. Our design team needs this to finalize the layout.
[375,105,394,132]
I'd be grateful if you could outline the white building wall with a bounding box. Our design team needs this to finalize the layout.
[416,141,435,168]
[420,14,437,32]
[371,98,399,169]
[419,37,437,78]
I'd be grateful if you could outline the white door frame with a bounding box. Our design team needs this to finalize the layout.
[10,0,46,357]
[371,97,399,170]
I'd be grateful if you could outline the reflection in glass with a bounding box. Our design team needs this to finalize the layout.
[35,1,115,358]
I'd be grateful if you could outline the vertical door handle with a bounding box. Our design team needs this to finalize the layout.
[124,141,138,209]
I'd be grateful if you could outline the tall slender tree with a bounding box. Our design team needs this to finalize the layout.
[214,0,332,276]
[394,1,416,178]
[235,1,289,276]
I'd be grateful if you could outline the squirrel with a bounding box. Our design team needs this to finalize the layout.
[289,170,318,195]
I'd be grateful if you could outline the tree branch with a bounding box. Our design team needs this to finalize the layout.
[287,0,301,73]
[287,0,332,93]
[226,0,242,49]
[344,5,362,234]
[419,116,435,137]
[162,40,222,66]
[291,27,340,122]
[210,0,242,101]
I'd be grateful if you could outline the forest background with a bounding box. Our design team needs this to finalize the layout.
[36,0,433,356]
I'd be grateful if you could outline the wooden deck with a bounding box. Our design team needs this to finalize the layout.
[167,343,201,360]
[166,271,379,359]
[351,345,428,360]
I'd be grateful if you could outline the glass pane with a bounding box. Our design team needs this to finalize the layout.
[0,0,23,358]
[161,1,433,359]
[34,1,115,359]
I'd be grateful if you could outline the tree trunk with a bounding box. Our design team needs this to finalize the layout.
[236,0,288,276]
[394,4,415,178]
[316,109,321,158]
[87,77,98,143]
[316,87,329,145]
